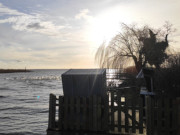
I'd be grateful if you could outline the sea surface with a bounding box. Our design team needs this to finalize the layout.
[0,69,67,135]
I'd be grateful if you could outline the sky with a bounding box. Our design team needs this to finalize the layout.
[0,0,179,69]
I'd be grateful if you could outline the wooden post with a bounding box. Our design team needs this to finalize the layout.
[89,96,93,130]
[76,97,80,130]
[124,95,129,133]
[132,96,136,133]
[117,91,122,132]
[97,96,102,131]
[58,96,63,130]
[93,95,98,131]
[63,97,68,130]
[111,91,114,131]
[157,97,162,135]
[104,95,109,132]
[69,97,74,130]
[139,96,143,134]
[146,96,152,135]
[82,97,87,130]
[165,98,170,134]
[151,96,155,134]
[175,97,179,135]
[48,94,56,130]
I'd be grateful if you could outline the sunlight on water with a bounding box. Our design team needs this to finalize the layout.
[5,76,61,81]
[0,69,67,135]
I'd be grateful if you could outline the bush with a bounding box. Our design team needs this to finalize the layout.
[154,53,180,97]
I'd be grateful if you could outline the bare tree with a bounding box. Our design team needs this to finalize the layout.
[95,23,173,72]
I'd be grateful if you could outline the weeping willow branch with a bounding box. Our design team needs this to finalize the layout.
[95,22,174,72]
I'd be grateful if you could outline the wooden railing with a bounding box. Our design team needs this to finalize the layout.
[108,87,144,134]
[146,96,178,135]
[47,88,179,135]
[48,94,108,132]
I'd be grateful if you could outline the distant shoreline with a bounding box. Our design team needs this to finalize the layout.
[0,69,32,73]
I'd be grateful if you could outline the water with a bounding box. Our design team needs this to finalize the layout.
[0,69,67,135]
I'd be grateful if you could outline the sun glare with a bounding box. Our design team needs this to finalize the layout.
[88,6,132,50]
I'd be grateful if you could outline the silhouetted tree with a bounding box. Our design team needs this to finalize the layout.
[154,53,180,96]
[95,22,174,72]
[140,29,169,69]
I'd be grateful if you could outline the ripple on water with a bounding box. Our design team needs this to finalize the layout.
[0,69,66,135]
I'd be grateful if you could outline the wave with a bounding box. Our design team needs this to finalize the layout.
[0,87,15,91]
[5,76,61,81]
[0,106,26,111]
[20,76,61,81]
[0,95,8,98]
[0,132,41,135]
[0,70,63,134]
[0,106,48,114]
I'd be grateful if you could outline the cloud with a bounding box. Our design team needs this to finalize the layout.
[27,22,44,29]
[75,9,93,21]
[0,58,23,63]
[16,60,24,63]
[0,3,24,16]
[0,3,66,37]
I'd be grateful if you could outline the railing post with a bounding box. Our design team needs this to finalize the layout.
[82,97,87,130]
[48,94,56,130]
[97,96,101,131]
[63,97,68,130]
[93,95,98,131]
[58,96,63,130]
[104,94,109,132]
[146,95,152,135]
[117,91,122,132]
[176,97,180,135]
[139,96,143,134]
[110,90,114,131]
[124,95,129,133]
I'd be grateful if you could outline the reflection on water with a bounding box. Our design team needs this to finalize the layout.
[0,69,67,135]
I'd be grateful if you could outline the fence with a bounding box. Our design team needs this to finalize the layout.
[108,87,144,134]
[146,96,178,135]
[47,88,178,135]
[108,88,178,135]
[48,94,108,133]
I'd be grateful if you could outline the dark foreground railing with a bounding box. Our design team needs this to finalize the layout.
[48,94,108,133]
[145,96,178,135]
[47,88,179,135]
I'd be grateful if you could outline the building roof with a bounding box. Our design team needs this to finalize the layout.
[62,69,106,75]
[136,68,154,78]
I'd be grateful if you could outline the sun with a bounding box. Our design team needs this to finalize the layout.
[87,6,132,50]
